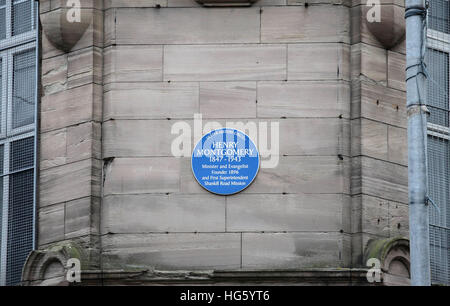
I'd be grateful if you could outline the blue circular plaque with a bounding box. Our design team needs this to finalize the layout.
[191,128,260,195]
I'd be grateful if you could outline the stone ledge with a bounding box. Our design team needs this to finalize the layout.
[79,268,373,286]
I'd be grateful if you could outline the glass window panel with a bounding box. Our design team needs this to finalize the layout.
[0,5,6,40]
[426,48,449,127]
[0,145,3,278]
[429,0,450,34]
[6,169,34,286]
[12,0,32,36]
[10,136,33,172]
[428,136,449,227]
[12,49,35,130]
[0,144,3,175]
[428,135,450,285]
[0,58,2,134]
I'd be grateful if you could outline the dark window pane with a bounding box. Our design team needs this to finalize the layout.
[0,144,4,174]
[12,0,32,36]
[6,169,34,286]
[13,49,35,130]
[429,0,450,34]
[0,58,3,133]
[0,6,6,40]
[10,137,34,172]
[426,49,449,127]
[428,135,450,285]
[0,175,3,278]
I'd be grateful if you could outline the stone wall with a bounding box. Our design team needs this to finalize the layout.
[32,0,409,284]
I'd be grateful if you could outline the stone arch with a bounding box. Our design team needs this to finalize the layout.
[364,237,410,286]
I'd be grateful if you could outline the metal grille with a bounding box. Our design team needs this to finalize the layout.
[11,0,32,37]
[0,57,3,134]
[12,49,34,130]
[0,0,37,286]
[6,137,33,285]
[426,0,450,286]
[0,1,5,40]
[0,145,3,279]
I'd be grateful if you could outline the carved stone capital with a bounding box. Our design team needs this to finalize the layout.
[40,5,93,52]
[363,4,406,49]
[22,241,87,286]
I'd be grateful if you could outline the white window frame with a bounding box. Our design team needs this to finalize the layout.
[6,42,36,137]
[0,0,36,52]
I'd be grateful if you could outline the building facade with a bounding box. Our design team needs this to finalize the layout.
[0,0,444,286]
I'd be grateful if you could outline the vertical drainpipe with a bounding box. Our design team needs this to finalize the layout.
[405,0,431,286]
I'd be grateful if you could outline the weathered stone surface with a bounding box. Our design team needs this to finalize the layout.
[227,194,347,232]
[38,203,65,245]
[103,157,181,195]
[67,47,103,88]
[164,45,287,81]
[41,84,102,132]
[40,122,101,170]
[353,43,387,83]
[105,0,167,8]
[357,118,388,160]
[257,81,350,119]
[242,233,348,269]
[40,128,67,170]
[67,122,102,163]
[387,125,407,166]
[102,233,241,269]
[278,118,344,156]
[104,46,163,83]
[115,8,260,44]
[42,54,67,95]
[103,118,343,157]
[200,82,256,119]
[40,159,102,207]
[352,195,389,237]
[261,6,350,43]
[388,50,406,91]
[353,81,406,128]
[388,202,409,238]
[288,43,350,81]
[244,156,346,194]
[351,156,407,203]
[65,197,99,239]
[103,83,198,120]
[102,194,225,233]
[103,120,179,157]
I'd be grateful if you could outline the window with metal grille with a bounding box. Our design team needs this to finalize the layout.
[426,0,450,286]
[0,0,37,286]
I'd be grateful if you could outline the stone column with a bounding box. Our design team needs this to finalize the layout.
[23,0,104,284]
[349,1,410,273]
